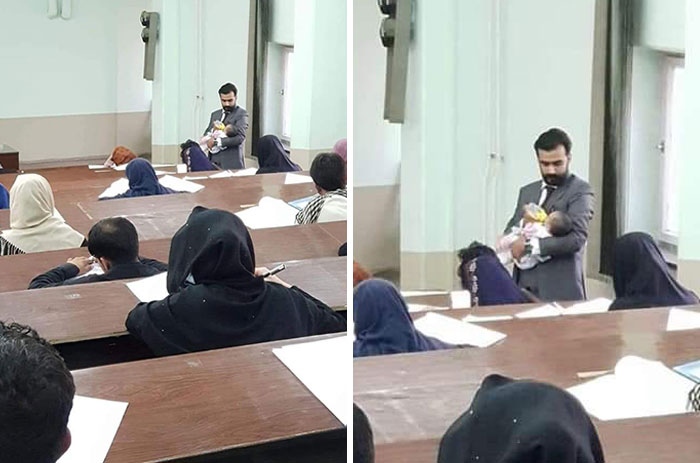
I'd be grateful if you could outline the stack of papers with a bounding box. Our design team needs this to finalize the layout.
[284,173,313,184]
[450,290,471,309]
[413,312,506,347]
[567,356,696,420]
[57,395,128,463]
[273,336,348,425]
[235,196,299,229]
[666,308,700,331]
[126,272,168,302]
[157,175,205,193]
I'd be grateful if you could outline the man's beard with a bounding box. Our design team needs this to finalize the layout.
[543,170,569,186]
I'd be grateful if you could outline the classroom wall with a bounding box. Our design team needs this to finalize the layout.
[353,0,401,273]
[0,0,152,165]
[636,0,686,53]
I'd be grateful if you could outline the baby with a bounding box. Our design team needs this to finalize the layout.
[497,206,573,270]
[199,121,234,154]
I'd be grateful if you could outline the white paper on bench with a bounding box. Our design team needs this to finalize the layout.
[567,356,696,421]
[463,314,513,323]
[400,290,448,297]
[57,395,128,463]
[564,298,611,315]
[235,196,299,229]
[450,290,471,309]
[284,173,313,184]
[158,175,205,193]
[126,272,168,302]
[273,336,348,425]
[515,304,563,319]
[666,307,700,331]
[98,178,130,199]
[407,304,449,313]
[413,312,506,347]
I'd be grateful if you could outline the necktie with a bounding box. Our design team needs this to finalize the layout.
[540,185,555,207]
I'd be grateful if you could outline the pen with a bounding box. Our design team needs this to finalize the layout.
[260,264,286,278]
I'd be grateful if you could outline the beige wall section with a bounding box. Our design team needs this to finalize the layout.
[0,112,151,166]
[354,185,400,273]
[400,251,459,291]
[290,147,331,170]
[151,145,181,165]
[678,259,700,295]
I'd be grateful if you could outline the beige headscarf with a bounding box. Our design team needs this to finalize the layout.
[1,174,85,253]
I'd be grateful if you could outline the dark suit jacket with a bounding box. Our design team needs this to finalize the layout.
[204,105,249,169]
[28,258,167,289]
[504,174,595,301]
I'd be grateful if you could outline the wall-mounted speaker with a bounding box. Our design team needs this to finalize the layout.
[141,11,159,81]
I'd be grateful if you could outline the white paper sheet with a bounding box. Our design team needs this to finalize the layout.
[407,303,449,313]
[158,175,205,193]
[235,196,299,229]
[567,356,696,421]
[564,298,611,315]
[88,164,106,170]
[463,314,513,323]
[126,272,168,302]
[450,290,471,309]
[413,312,506,347]
[666,308,700,331]
[183,175,209,180]
[57,395,128,463]
[73,264,104,280]
[272,336,348,425]
[229,167,259,177]
[400,290,447,297]
[113,164,128,171]
[515,304,563,319]
[98,178,129,199]
[176,164,188,174]
[284,173,314,184]
[209,170,235,178]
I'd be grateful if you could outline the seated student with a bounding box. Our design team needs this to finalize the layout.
[0,182,8,209]
[438,374,604,463]
[125,207,346,356]
[610,232,699,310]
[460,255,532,306]
[353,261,372,287]
[0,174,85,256]
[295,152,347,224]
[180,140,218,172]
[0,321,75,463]
[101,158,176,200]
[457,241,497,283]
[353,279,451,357]
[256,134,301,174]
[28,217,167,289]
[354,404,375,463]
[104,145,137,168]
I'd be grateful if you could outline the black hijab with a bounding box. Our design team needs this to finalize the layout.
[255,135,301,174]
[610,232,698,310]
[125,207,345,356]
[438,374,604,463]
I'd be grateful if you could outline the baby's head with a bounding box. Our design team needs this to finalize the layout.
[225,124,235,137]
[545,211,572,236]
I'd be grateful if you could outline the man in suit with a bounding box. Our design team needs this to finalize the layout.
[204,82,249,169]
[504,128,594,301]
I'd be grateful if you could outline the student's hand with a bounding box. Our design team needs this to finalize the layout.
[67,257,92,274]
[207,137,216,149]
[511,237,526,260]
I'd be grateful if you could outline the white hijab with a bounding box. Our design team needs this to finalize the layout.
[1,174,85,253]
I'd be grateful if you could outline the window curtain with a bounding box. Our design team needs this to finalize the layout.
[250,0,270,157]
[600,0,634,275]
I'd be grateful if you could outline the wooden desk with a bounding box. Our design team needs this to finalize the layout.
[0,222,346,293]
[73,333,346,463]
[0,256,346,345]
[354,306,700,463]
[0,144,19,170]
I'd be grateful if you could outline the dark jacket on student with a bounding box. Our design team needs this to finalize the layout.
[28,257,167,289]
[125,206,346,356]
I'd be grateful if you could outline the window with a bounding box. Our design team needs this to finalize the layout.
[281,47,294,140]
[661,57,684,240]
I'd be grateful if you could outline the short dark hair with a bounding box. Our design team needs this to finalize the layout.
[310,152,346,191]
[547,211,573,237]
[218,82,238,96]
[354,404,375,463]
[534,128,572,156]
[0,322,75,463]
[87,217,139,264]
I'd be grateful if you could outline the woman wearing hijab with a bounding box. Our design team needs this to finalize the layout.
[102,158,176,200]
[0,174,85,256]
[255,135,301,174]
[0,183,9,209]
[461,255,532,306]
[104,145,137,167]
[438,374,604,463]
[180,140,218,172]
[125,207,346,356]
[353,279,451,357]
[610,232,699,310]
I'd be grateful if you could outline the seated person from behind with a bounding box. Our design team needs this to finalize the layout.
[29,217,167,289]
[295,152,347,224]
[101,158,177,200]
[0,321,75,463]
[497,204,572,270]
